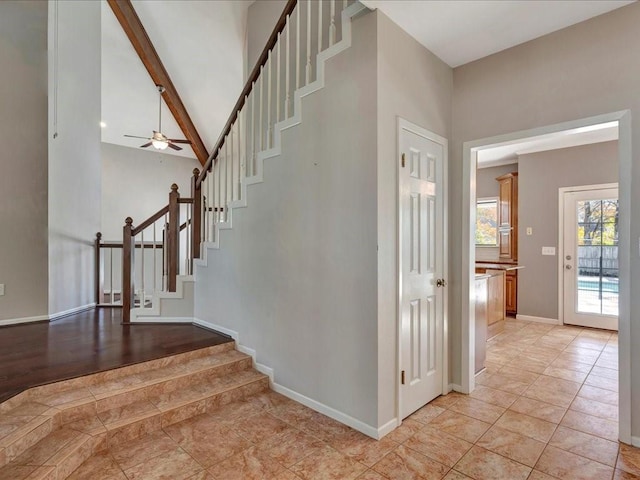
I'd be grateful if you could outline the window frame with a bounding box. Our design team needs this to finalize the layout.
[475,196,500,247]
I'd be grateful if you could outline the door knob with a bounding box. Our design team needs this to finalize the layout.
[436,279,447,287]
[565,265,572,270]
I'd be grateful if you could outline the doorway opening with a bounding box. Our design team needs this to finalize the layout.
[461,111,631,444]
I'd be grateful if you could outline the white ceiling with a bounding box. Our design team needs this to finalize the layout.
[101,0,251,160]
[101,0,633,160]
[477,122,619,169]
[361,0,634,67]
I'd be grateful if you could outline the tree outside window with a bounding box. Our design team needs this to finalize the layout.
[476,198,498,246]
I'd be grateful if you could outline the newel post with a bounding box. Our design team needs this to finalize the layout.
[122,218,134,323]
[191,168,202,263]
[167,184,180,292]
[94,232,102,305]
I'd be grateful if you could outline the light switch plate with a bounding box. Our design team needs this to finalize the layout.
[0,284,4,296]
[542,247,556,256]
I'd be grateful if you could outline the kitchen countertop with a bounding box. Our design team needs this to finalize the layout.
[475,263,525,271]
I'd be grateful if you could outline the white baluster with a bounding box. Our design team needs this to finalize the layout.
[141,230,145,307]
[276,32,281,124]
[251,86,255,176]
[238,107,243,199]
[318,0,323,53]
[153,220,156,293]
[216,156,221,224]
[109,247,114,304]
[296,5,300,90]
[230,128,235,202]
[285,15,291,119]
[267,51,272,149]
[259,67,264,152]
[329,0,336,47]
[223,140,228,220]
[306,0,312,85]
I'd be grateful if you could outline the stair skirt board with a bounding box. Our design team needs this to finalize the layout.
[131,2,370,322]
[192,318,384,439]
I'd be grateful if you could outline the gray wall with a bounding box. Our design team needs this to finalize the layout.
[48,0,102,316]
[451,2,640,435]
[518,141,617,320]
[376,11,452,426]
[195,11,379,428]
[101,142,199,240]
[246,0,287,78]
[475,164,518,261]
[0,2,49,322]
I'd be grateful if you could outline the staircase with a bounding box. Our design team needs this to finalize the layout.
[0,343,268,479]
[102,0,369,324]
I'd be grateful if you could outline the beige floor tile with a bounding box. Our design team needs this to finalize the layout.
[617,443,640,476]
[443,471,472,480]
[542,366,589,383]
[476,425,545,467]
[329,430,398,468]
[585,373,619,392]
[497,366,541,385]
[527,469,558,480]
[165,415,252,468]
[476,373,530,395]
[454,445,531,480]
[556,351,598,366]
[468,385,518,408]
[110,430,178,471]
[535,445,614,480]
[508,397,566,424]
[385,419,424,444]
[429,393,465,409]
[289,445,367,480]
[522,382,576,408]
[372,444,448,480]
[549,425,619,466]
[355,471,386,480]
[403,425,472,467]
[123,446,203,480]
[408,404,445,425]
[66,450,127,480]
[494,410,557,443]
[257,429,325,468]
[578,384,619,406]
[561,410,618,442]
[614,468,640,479]
[447,397,505,424]
[232,411,291,443]
[427,410,491,444]
[591,366,618,380]
[570,396,618,421]
[548,357,593,373]
[207,445,287,480]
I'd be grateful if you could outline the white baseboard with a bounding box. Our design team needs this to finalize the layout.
[0,314,49,326]
[516,314,560,325]
[271,381,379,439]
[632,436,640,448]
[377,418,398,439]
[130,317,193,324]
[449,384,465,393]
[49,303,96,321]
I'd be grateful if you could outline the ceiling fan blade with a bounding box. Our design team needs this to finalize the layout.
[140,142,153,148]
[168,139,191,144]
[125,134,151,140]
[167,143,183,151]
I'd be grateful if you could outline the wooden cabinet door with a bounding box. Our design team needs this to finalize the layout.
[499,177,512,228]
[505,271,517,315]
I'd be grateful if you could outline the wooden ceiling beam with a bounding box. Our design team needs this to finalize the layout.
[107,0,209,165]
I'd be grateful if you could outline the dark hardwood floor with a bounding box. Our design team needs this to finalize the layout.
[0,308,232,403]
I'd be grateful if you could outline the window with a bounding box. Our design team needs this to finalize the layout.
[476,197,499,246]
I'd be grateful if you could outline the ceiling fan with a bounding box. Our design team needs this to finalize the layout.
[124,85,191,151]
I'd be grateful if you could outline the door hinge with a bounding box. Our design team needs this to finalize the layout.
[401,370,406,385]
[401,153,405,168]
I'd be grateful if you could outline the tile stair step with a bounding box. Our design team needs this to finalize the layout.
[0,344,269,477]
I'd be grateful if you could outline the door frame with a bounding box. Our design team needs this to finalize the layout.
[558,183,619,328]
[396,117,449,425]
[461,110,631,444]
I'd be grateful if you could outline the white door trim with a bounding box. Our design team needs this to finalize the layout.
[396,117,448,426]
[557,183,618,326]
[462,110,631,444]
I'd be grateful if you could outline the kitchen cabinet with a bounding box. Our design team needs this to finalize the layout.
[505,270,518,315]
[475,275,488,374]
[496,172,518,262]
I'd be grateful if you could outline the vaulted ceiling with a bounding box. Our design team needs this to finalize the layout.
[101,0,633,161]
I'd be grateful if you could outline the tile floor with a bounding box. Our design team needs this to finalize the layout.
[68,319,640,480]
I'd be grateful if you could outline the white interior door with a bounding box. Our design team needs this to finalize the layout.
[562,186,619,330]
[399,122,445,418]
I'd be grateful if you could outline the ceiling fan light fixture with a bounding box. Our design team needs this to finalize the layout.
[152,139,169,150]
